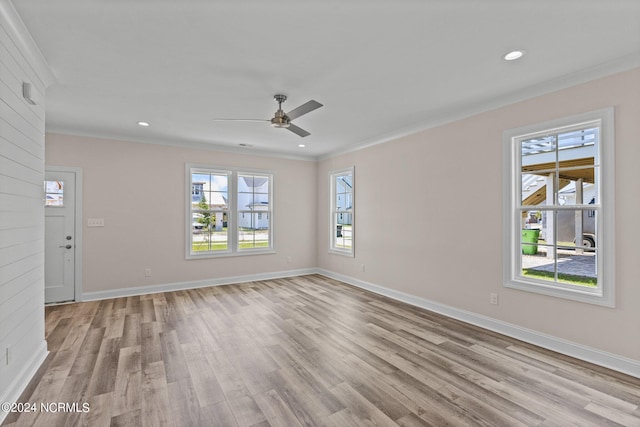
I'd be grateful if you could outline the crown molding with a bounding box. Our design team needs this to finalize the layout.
[45,128,318,162]
[319,55,640,161]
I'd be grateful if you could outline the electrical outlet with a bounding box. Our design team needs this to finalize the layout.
[286,256,292,263]
[144,268,151,277]
[361,264,365,272]
[490,293,499,305]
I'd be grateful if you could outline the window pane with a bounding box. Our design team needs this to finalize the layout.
[344,192,353,210]
[335,213,352,249]
[336,175,352,195]
[521,174,548,206]
[557,127,597,162]
[238,192,254,210]
[521,134,557,208]
[521,214,598,289]
[192,173,210,186]
[239,175,254,191]
[521,134,557,156]
[45,180,64,206]
[330,168,354,254]
[192,173,228,210]
[556,210,597,250]
[191,171,228,254]
[522,210,554,245]
[556,249,597,288]
[254,177,269,194]
[238,174,271,250]
[557,168,597,207]
[521,243,555,281]
[238,211,270,249]
[192,227,228,252]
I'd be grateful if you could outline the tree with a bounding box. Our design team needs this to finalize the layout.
[198,195,214,230]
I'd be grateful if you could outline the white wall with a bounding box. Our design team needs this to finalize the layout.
[45,134,318,296]
[318,67,640,364]
[0,0,53,417]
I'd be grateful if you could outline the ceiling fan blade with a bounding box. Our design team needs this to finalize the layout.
[212,118,269,122]
[286,100,323,120]
[287,123,311,138]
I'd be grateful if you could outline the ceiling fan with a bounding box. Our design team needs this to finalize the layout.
[213,94,323,137]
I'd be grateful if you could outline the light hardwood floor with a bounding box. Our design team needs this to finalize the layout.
[3,274,640,426]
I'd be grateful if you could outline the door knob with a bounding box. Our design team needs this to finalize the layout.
[59,244,72,249]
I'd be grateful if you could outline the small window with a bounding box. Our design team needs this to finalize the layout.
[503,108,614,306]
[329,167,354,256]
[44,180,64,207]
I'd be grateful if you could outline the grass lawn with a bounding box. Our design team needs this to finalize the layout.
[522,269,597,288]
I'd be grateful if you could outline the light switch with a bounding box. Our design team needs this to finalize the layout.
[87,218,105,227]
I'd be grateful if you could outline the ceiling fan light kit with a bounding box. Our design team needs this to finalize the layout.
[215,94,322,137]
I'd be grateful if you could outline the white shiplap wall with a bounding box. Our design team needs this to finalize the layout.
[0,0,54,419]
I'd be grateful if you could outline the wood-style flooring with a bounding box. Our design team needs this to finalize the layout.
[3,274,640,426]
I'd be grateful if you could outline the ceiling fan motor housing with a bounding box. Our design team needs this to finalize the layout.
[271,97,290,128]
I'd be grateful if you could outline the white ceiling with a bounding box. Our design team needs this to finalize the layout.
[13,0,640,160]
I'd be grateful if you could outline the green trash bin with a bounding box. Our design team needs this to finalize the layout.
[522,229,540,254]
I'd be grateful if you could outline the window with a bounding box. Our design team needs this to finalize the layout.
[187,165,273,258]
[237,173,271,250]
[503,108,614,306]
[45,180,64,206]
[329,167,354,256]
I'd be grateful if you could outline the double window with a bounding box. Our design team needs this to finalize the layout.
[187,165,273,258]
[329,167,354,256]
[503,108,614,306]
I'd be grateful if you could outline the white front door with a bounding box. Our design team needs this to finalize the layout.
[44,170,76,303]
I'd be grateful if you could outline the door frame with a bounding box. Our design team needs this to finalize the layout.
[45,166,84,302]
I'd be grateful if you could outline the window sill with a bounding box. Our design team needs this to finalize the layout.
[187,249,276,260]
[504,278,614,307]
[328,248,354,257]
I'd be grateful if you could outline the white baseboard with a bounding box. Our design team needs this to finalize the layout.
[316,269,640,379]
[0,341,48,424]
[81,268,318,301]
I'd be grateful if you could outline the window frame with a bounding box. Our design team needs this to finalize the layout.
[502,108,615,307]
[237,172,274,253]
[186,164,275,259]
[329,166,355,257]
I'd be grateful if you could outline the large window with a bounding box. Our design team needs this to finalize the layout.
[503,109,614,306]
[187,165,273,258]
[329,167,354,256]
[237,173,272,250]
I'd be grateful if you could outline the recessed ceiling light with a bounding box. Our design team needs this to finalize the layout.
[298,144,306,148]
[504,50,525,61]
[137,121,150,127]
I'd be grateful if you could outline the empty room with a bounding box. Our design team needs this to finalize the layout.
[1,0,640,426]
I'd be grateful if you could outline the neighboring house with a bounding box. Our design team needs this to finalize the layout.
[238,202,270,229]
[191,181,228,230]
[336,174,353,226]
[192,179,270,230]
